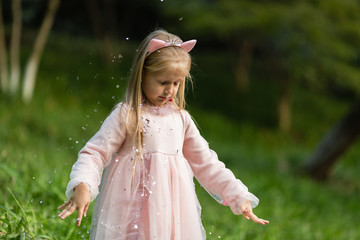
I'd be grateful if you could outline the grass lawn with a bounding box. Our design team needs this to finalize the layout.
[1,33,359,239]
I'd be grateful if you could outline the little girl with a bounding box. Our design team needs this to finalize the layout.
[58,29,269,239]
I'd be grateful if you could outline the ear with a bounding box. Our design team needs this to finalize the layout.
[181,40,197,53]
[148,39,167,53]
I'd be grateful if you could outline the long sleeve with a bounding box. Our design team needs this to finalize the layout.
[182,111,259,215]
[65,104,127,201]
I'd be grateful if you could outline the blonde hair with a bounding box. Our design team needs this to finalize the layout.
[123,29,193,176]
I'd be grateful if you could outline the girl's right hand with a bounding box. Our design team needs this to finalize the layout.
[57,182,91,227]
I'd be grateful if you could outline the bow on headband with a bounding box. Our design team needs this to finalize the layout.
[147,39,197,56]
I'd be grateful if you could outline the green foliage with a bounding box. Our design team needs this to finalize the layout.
[166,0,360,94]
[1,33,359,239]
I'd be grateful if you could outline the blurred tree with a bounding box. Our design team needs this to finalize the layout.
[303,100,360,180]
[85,0,118,61]
[0,0,9,92]
[58,0,163,62]
[165,0,360,132]
[9,0,21,95]
[0,0,60,103]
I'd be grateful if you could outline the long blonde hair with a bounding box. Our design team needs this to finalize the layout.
[123,29,193,175]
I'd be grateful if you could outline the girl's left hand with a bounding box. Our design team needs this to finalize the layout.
[239,200,269,225]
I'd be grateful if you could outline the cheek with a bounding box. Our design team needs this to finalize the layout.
[174,87,179,94]
[174,85,181,94]
[142,82,155,94]
[144,85,162,97]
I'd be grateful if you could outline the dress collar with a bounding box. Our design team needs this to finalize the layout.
[141,102,178,116]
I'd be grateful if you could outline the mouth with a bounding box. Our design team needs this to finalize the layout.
[159,96,169,101]
[159,96,173,103]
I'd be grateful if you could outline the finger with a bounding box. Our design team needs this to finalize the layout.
[58,208,69,219]
[247,212,269,225]
[58,207,73,220]
[58,203,76,219]
[259,219,270,225]
[255,218,269,225]
[83,202,89,217]
[245,211,259,222]
[77,209,83,227]
[57,201,70,210]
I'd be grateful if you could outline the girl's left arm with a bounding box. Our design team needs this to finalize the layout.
[182,111,268,225]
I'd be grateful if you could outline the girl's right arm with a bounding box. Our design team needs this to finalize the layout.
[59,104,127,225]
[65,104,127,201]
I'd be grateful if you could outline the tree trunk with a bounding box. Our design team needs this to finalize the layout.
[0,0,9,92]
[278,77,291,132]
[303,100,360,180]
[235,40,253,92]
[86,0,113,62]
[10,0,22,94]
[22,0,60,103]
[104,0,118,39]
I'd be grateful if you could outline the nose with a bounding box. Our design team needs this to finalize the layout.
[164,85,174,96]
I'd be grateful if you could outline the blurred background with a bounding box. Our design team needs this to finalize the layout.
[1,0,360,239]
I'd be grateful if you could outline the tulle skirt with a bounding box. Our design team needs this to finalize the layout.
[90,152,206,240]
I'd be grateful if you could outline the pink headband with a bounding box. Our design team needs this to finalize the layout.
[147,39,197,56]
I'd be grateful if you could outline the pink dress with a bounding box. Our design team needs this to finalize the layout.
[65,103,259,240]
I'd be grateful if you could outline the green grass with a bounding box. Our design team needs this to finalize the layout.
[1,33,360,239]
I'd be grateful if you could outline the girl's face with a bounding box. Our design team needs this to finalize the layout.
[142,70,186,107]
